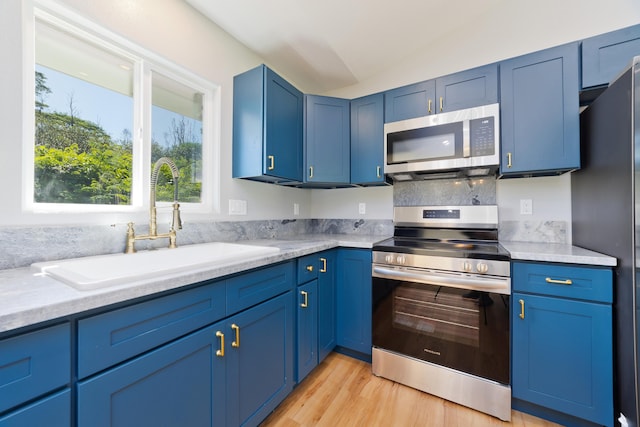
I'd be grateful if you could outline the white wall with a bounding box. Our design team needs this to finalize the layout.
[318,0,640,234]
[0,0,312,227]
[2,0,640,229]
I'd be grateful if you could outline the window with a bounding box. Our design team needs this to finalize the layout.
[29,4,217,213]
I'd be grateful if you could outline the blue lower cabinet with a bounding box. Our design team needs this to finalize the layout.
[0,323,70,415]
[317,250,337,363]
[226,291,294,427]
[297,280,318,382]
[77,321,226,427]
[336,248,372,358]
[512,279,613,426]
[0,389,70,427]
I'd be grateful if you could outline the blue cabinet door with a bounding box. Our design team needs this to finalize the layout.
[297,280,318,382]
[304,95,350,184]
[226,291,294,427]
[233,64,303,183]
[317,250,337,363]
[350,93,386,185]
[77,321,226,427]
[384,80,436,123]
[336,248,372,357]
[500,42,580,175]
[512,292,613,426]
[435,63,498,112]
[582,24,640,88]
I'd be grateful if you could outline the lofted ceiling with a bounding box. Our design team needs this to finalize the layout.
[185,0,508,94]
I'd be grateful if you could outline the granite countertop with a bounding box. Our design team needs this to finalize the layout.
[500,241,617,266]
[0,235,388,334]
[0,235,617,335]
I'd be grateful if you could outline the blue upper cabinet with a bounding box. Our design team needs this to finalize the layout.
[233,64,303,184]
[500,42,580,176]
[383,64,498,123]
[582,24,640,89]
[350,93,386,185]
[303,95,350,186]
[435,63,498,113]
[384,80,435,122]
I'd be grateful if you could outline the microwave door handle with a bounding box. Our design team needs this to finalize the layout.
[462,119,471,158]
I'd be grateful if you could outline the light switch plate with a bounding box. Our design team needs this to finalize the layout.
[358,203,366,215]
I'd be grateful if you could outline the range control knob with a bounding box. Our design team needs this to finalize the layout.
[396,255,406,265]
[463,261,473,272]
[385,254,394,264]
[476,263,489,274]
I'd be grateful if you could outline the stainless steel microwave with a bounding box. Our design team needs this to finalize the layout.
[384,103,500,180]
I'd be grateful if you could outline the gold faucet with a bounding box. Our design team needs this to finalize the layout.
[125,157,182,254]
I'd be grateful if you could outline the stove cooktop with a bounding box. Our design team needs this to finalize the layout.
[373,237,511,261]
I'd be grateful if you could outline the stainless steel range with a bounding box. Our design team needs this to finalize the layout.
[371,205,511,421]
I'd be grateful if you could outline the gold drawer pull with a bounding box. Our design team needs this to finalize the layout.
[439,96,444,112]
[215,331,224,357]
[320,258,327,273]
[231,323,240,348]
[267,155,275,170]
[519,299,525,319]
[301,290,308,308]
[545,277,573,285]
[376,166,382,178]
[428,99,432,114]
[306,265,314,272]
[507,152,512,168]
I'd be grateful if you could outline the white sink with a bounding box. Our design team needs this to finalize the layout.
[32,242,280,290]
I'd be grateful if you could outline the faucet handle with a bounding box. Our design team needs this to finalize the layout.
[172,202,182,230]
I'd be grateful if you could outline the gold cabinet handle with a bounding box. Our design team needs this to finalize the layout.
[507,152,512,168]
[215,331,225,357]
[439,96,443,112]
[267,155,275,170]
[306,265,314,272]
[301,290,308,308]
[376,166,382,178]
[519,299,525,319]
[320,258,327,273]
[309,166,314,179]
[231,323,240,348]
[428,99,432,114]
[545,277,573,285]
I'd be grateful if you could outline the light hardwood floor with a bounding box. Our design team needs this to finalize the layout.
[260,352,561,427]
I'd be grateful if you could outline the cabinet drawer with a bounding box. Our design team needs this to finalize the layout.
[227,261,295,314]
[0,389,70,427]
[512,262,612,303]
[78,281,226,379]
[297,254,319,284]
[0,323,70,414]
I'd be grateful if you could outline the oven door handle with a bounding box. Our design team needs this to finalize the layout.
[372,266,510,294]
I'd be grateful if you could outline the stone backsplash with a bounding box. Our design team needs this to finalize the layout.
[0,218,394,270]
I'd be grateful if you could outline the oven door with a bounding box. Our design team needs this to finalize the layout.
[372,264,510,385]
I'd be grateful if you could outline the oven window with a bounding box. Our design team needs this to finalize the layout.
[386,121,462,164]
[373,278,509,384]
[393,285,480,348]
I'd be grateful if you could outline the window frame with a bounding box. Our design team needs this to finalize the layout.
[24,0,220,216]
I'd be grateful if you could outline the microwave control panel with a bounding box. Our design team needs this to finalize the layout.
[469,116,495,156]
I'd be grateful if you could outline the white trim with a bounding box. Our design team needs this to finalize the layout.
[25,0,221,216]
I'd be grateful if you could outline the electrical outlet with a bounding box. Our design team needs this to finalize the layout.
[229,199,247,215]
[358,203,366,215]
[293,203,299,216]
[520,199,533,215]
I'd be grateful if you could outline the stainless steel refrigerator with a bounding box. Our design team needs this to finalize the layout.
[572,56,640,426]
